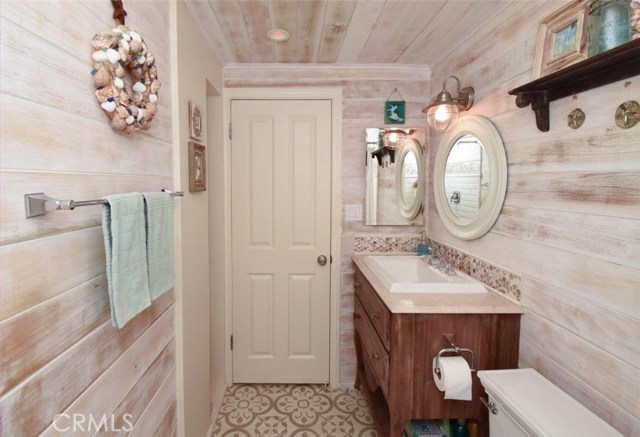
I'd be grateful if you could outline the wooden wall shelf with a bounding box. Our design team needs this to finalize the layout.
[509,39,640,132]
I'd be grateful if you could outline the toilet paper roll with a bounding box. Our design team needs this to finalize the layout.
[432,356,472,401]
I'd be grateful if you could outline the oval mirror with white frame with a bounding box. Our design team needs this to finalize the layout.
[433,115,507,240]
[395,138,424,220]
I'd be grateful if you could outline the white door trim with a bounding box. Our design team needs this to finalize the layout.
[222,87,342,386]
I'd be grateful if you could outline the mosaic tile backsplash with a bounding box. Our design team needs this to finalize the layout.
[353,235,521,301]
[353,236,420,253]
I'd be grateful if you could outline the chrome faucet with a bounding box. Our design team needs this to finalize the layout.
[424,255,457,276]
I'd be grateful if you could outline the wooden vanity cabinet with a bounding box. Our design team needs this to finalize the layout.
[353,267,521,437]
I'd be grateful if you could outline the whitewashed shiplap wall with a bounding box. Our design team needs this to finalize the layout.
[0,1,175,435]
[224,65,430,384]
[428,2,639,435]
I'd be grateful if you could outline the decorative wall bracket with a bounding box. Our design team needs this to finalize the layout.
[515,92,549,131]
[509,39,640,132]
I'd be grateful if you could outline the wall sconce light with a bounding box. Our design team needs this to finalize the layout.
[381,128,416,150]
[382,128,410,149]
[423,75,475,133]
[372,128,415,167]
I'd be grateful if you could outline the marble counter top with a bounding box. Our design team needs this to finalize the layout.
[353,255,524,314]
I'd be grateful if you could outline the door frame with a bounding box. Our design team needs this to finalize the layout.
[222,87,342,386]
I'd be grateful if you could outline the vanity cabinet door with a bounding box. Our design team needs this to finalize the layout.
[355,297,390,399]
[354,270,391,349]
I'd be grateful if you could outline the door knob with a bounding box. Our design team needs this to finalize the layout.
[317,255,327,266]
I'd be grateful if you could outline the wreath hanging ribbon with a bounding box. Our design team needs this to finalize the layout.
[110,0,127,25]
[91,24,161,135]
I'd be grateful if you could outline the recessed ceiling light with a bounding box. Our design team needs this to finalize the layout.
[267,28,289,42]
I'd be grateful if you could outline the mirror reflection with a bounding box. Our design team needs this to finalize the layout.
[365,128,424,225]
[443,134,490,220]
[400,151,418,209]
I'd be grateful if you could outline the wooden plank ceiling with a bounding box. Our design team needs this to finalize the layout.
[185,0,525,65]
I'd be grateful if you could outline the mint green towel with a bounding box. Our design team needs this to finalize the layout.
[142,192,175,299]
[102,193,151,329]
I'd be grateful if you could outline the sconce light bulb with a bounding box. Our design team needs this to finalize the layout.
[434,104,452,122]
[427,104,459,133]
[383,129,407,149]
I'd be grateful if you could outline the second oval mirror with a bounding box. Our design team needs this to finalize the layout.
[396,138,424,220]
[433,115,507,240]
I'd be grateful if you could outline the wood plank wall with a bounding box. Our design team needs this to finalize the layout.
[428,2,639,435]
[0,1,176,435]
[224,65,430,384]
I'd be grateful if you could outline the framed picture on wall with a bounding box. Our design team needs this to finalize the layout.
[189,101,202,140]
[384,100,405,124]
[532,0,589,79]
[189,142,206,192]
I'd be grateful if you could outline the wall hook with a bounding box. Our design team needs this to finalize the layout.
[615,101,639,129]
[568,108,585,129]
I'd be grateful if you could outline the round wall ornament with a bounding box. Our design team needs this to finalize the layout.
[568,108,585,129]
[91,25,161,135]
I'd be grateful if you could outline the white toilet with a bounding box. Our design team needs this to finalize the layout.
[477,368,622,436]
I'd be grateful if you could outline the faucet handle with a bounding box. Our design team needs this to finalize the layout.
[446,265,456,276]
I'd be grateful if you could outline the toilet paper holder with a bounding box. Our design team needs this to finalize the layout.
[434,333,477,377]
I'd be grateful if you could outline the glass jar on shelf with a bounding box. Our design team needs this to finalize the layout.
[588,0,631,56]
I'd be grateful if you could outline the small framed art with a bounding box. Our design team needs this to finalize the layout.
[189,142,206,192]
[385,100,405,125]
[189,101,202,140]
[532,0,589,79]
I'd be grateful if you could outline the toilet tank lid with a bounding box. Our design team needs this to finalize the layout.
[478,369,622,437]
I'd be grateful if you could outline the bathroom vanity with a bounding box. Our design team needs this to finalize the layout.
[352,255,523,436]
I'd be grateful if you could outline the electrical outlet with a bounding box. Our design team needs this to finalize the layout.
[345,204,362,221]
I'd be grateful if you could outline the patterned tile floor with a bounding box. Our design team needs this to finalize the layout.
[212,384,379,436]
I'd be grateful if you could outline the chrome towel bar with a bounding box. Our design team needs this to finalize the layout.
[24,188,184,219]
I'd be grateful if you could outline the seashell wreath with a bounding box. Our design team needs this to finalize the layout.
[91,25,161,135]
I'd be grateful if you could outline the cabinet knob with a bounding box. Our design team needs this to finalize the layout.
[353,281,361,288]
[371,312,379,319]
[371,352,379,361]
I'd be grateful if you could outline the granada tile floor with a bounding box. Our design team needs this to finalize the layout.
[212,384,379,436]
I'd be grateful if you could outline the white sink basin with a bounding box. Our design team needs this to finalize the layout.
[362,255,487,294]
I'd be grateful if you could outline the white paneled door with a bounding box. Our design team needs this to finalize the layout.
[231,100,332,383]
